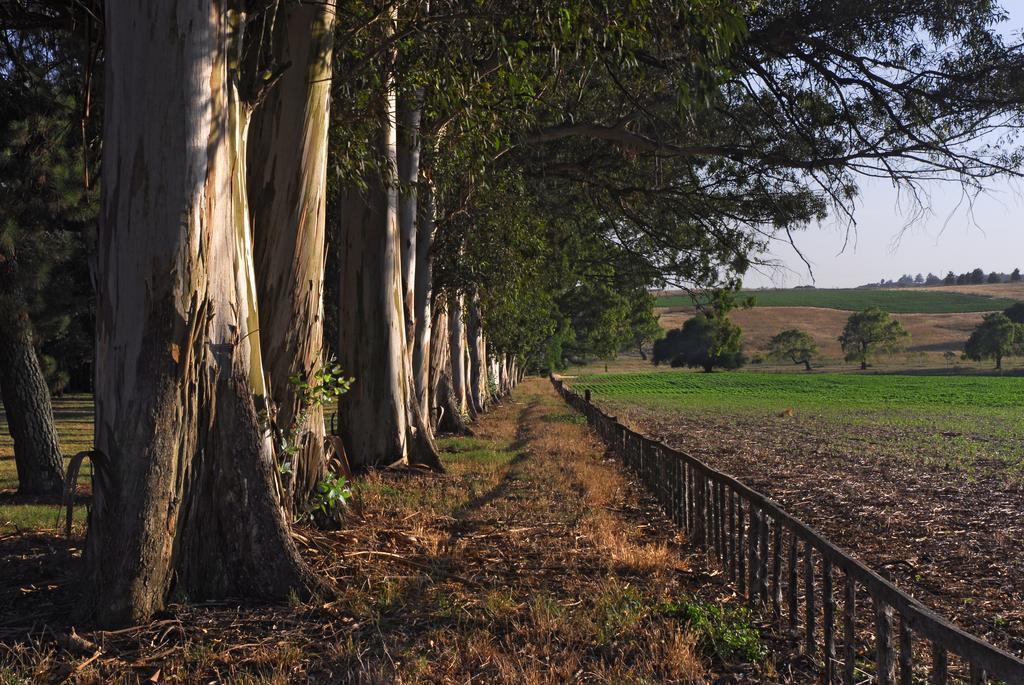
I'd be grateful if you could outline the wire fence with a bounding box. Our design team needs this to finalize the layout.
[552,376,1024,685]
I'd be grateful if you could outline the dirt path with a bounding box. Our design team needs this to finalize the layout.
[1,379,809,684]
[613,404,1024,659]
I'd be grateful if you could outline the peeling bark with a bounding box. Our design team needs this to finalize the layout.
[431,295,470,435]
[249,1,335,513]
[87,2,316,627]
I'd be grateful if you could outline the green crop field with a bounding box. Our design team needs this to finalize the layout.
[570,371,1024,411]
[656,288,1019,313]
[570,370,1024,480]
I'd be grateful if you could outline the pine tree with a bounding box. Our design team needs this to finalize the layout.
[0,49,96,495]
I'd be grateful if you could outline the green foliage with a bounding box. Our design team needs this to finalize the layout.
[661,598,763,664]
[311,472,352,515]
[963,312,1020,370]
[766,329,818,370]
[623,291,664,359]
[657,289,1019,313]
[276,361,353,475]
[1003,302,1024,324]
[293,361,354,410]
[651,314,745,372]
[839,308,910,369]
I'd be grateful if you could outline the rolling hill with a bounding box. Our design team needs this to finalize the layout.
[656,287,1019,313]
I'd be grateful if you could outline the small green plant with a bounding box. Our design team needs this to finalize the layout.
[270,358,354,477]
[311,471,352,515]
[661,597,764,664]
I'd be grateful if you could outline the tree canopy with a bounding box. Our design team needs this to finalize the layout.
[963,312,1020,369]
[767,329,818,371]
[839,307,910,369]
[652,314,745,372]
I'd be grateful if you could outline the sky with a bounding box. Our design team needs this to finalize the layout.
[743,2,1024,289]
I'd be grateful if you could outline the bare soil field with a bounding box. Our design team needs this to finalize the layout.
[609,403,1024,659]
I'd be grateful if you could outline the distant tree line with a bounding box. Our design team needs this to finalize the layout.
[859,268,1021,288]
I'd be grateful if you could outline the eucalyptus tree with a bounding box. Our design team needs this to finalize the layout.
[87,2,326,627]
[248,1,337,514]
[326,0,549,461]
[329,2,443,470]
[519,0,1024,287]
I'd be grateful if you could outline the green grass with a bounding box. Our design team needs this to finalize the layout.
[571,371,1024,411]
[0,394,95,533]
[657,288,1019,313]
[661,598,764,663]
[572,370,1024,479]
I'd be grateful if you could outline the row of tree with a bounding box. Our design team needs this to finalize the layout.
[766,308,909,370]
[650,306,912,372]
[863,268,1022,288]
[768,303,1024,371]
[4,0,1024,627]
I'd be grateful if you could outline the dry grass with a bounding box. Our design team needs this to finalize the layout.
[0,379,796,684]
[658,306,985,358]
[526,414,677,575]
[897,282,1024,299]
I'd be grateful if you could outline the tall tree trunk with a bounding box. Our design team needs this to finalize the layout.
[411,183,434,419]
[427,298,448,430]
[336,173,410,468]
[395,92,443,469]
[248,2,335,514]
[335,6,440,471]
[448,294,469,417]
[467,298,485,414]
[398,91,423,360]
[0,291,64,496]
[87,2,315,628]
[431,297,470,434]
